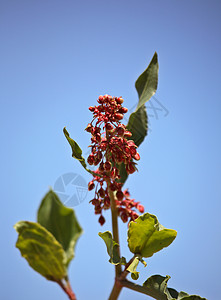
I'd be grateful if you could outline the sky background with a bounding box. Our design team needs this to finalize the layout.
[1,1,221,299]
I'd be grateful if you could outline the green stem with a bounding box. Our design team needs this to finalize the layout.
[106,178,122,277]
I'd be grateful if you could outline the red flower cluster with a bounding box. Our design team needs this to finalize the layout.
[86,94,144,225]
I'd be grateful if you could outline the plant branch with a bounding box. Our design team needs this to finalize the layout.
[120,279,167,300]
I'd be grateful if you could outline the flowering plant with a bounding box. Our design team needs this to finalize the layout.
[14,53,206,300]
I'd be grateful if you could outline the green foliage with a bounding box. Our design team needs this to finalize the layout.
[119,52,159,184]
[98,231,123,265]
[37,190,83,266]
[63,127,93,174]
[143,275,174,300]
[14,221,67,281]
[135,52,158,111]
[128,213,177,258]
[143,275,207,300]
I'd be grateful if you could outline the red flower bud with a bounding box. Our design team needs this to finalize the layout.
[89,106,95,112]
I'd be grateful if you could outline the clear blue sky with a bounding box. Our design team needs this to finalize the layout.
[1,1,221,299]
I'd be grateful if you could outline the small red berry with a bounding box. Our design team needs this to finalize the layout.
[137,204,144,213]
[120,212,128,223]
[116,97,124,104]
[88,181,95,191]
[89,106,95,112]
[114,113,124,120]
[104,196,111,208]
[87,154,94,165]
[116,190,124,201]
[118,107,128,114]
[99,215,105,225]
[98,187,105,198]
[133,152,140,161]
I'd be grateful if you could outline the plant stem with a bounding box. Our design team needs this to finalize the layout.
[120,279,167,300]
[57,279,76,300]
[106,178,122,277]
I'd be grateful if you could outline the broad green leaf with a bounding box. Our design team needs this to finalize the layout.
[127,105,148,147]
[127,257,140,280]
[143,275,175,300]
[98,231,121,265]
[14,221,67,281]
[128,213,177,258]
[135,52,158,111]
[143,275,207,300]
[119,53,158,185]
[37,190,83,266]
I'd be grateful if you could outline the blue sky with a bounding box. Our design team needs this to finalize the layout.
[1,1,221,299]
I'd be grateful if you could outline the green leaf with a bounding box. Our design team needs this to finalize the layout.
[143,275,207,300]
[127,105,148,147]
[117,162,129,185]
[14,221,67,281]
[37,190,83,266]
[135,52,158,111]
[177,293,207,300]
[126,52,158,148]
[63,127,96,176]
[98,231,121,265]
[143,275,175,300]
[128,213,177,258]
[127,257,140,280]
[118,53,158,185]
